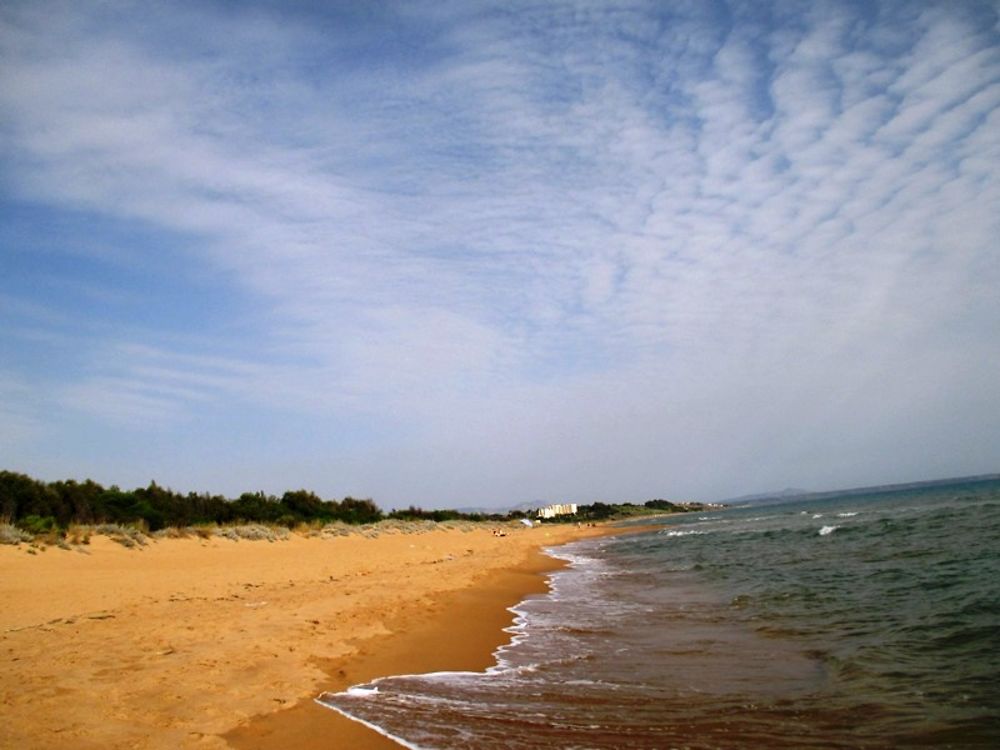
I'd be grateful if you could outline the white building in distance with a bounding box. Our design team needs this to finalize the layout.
[536,503,578,519]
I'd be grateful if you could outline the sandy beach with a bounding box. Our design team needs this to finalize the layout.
[0,523,610,749]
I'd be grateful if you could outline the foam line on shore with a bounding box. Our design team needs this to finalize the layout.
[310,541,575,745]
[314,695,428,750]
[225,524,637,749]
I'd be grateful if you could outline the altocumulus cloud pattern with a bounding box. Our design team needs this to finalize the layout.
[1,1,998,506]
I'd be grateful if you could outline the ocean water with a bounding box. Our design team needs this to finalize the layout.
[319,478,1000,748]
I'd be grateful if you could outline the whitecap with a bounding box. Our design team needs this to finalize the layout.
[345,685,380,697]
[818,525,838,536]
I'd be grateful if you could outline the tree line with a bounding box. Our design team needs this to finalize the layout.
[0,470,387,531]
[1,470,699,533]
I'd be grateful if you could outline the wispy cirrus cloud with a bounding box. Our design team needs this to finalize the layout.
[1,0,998,503]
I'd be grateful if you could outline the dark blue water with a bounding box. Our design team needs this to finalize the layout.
[320,477,1000,748]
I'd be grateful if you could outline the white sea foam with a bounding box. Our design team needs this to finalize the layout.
[660,529,706,537]
[812,514,823,519]
[316,693,430,750]
[511,662,541,674]
[318,482,1000,749]
[322,534,634,747]
[345,685,379,697]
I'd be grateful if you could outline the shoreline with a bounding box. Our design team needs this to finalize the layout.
[0,522,621,749]
[225,543,570,749]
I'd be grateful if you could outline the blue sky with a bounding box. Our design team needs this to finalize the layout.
[2,0,998,507]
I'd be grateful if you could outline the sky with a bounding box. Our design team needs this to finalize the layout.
[1,0,998,508]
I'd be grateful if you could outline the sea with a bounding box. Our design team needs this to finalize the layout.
[319,476,1000,749]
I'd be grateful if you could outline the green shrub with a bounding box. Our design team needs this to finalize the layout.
[16,515,59,535]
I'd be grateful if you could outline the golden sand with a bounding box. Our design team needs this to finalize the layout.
[0,523,610,749]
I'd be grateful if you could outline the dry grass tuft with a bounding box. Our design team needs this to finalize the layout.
[2,517,498,550]
[0,522,33,545]
[152,526,190,540]
[91,523,149,547]
[213,524,290,542]
[67,524,92,545]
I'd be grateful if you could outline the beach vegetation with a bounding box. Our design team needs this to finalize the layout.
[0,522,34,545]
[92,523,149,547]
[538,499,704,523]
[214,524,290,542]
[387,505,505,523]
[15,514,60,535]
[642,499,688,513]
[67,524,92,545]
[0,470,388,534]
[0,470,712,544]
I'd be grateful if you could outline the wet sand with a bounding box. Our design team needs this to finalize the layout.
[0,523,609,749]
[226,544,567,749]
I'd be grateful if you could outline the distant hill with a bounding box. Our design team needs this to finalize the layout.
[723,488,811,505]
[725,473,1000,507]
[452,505,507,516]
[463,500,566,515]
[449,500,540,515]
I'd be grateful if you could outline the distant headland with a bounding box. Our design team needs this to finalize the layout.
[725,473,1000,507]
